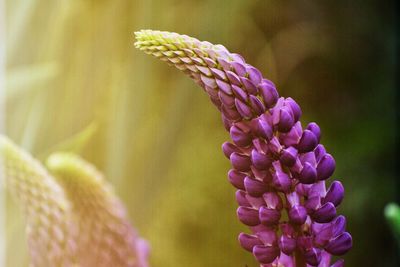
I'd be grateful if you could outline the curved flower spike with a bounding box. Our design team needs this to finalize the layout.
[0,135,77,267]
[0,136,149,267]
[47,153,149,267]
[135,30,352,266]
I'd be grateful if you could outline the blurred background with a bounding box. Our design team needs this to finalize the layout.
[2,0,398,266]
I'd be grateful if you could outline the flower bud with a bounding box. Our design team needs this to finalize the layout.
[258,81,279,108]
[259,206,281,225]
[325,232,352,256]
[228,169,246,190]
[297,130,318,153]
[230,152,251,171]
[237,206,260,226]
[238,233,263,252]
[317,154,336,180]
[244,176,267,197]
[280,147,298,167]
[323,181,344,207]
[312,202,336,223]
[253,245,280,264]
[288,205,307,225]
[230,125,252,147]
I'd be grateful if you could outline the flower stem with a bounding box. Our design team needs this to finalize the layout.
[295,249,307,267]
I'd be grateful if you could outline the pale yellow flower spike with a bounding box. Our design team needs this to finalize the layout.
[0,136,78,267]
[46,152,149,267]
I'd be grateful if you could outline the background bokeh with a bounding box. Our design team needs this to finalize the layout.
[3,0,398,266]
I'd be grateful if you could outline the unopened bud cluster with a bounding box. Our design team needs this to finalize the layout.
[135,30,352,266]
[0,136,149,267]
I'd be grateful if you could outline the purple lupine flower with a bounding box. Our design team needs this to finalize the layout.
[135,30,352,266]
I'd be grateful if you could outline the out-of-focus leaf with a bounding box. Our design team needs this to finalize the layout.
[5,62,59,99]
[385,203,400,245]
[37,122,98,159]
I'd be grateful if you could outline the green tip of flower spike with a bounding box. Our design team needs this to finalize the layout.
[134,29,229,59]
[134,29,197,50]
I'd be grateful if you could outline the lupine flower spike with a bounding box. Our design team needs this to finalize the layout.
[46,153,150,267]
[0,136,77,267]
[0,135,149,267]
[135,30,352,266]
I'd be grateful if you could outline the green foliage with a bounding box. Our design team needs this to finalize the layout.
[385,203,400,245]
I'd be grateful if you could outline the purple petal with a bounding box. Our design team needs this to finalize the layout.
[221,105,241,121]
[256,118,273,140]
[297,130,318,153]
[314,224,334,247]
[279,121,303,147]
[217,57,231,71]
[210,68,227,81]
[234,98,253,119]
[304,248,322,266]
[253,245,280,264]
[314,144,327,162]
[317,154,336,180]
[331,215,346,237]
[240,77,258,95]
[235,190,250,207]
[249,95,266,116]
[279,235,296,255]
[230,152,251,171]
[312,202,336,223]
[230,125,252,147]
[231,61,247,77]
[251,149,272,170]
[222,142,239,159]
[272,171,292,193]
[246,66,262,85]
[280,147,298,167]
[238,233,263,252]
[221,114,232,131]
[277,107,295,133]
[228,169,246,190]
[323,181,344,207]
[259,206,281,226]
[226,70,242,86]
[288,205,307,225]
[299,162,318,184]
[285,97,302,122]
[304,195,321,211]
[231,84,248,102]
[200,75,217,88]
[215,79,232,95]
[263,192,283,210]
[257,230,278,246]
[325,232,352,256]
[218,90,235,107]
[237,206,260,226]
[244,176,268,197]
[258,82,279,108]
[306,122,321,143]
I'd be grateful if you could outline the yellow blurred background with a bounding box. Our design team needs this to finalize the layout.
[3,0,398,266]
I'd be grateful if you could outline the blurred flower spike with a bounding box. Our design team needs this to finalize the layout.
[0,135,149,267]
[135,30,352,266]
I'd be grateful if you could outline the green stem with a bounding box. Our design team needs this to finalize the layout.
[294,249,307,267]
